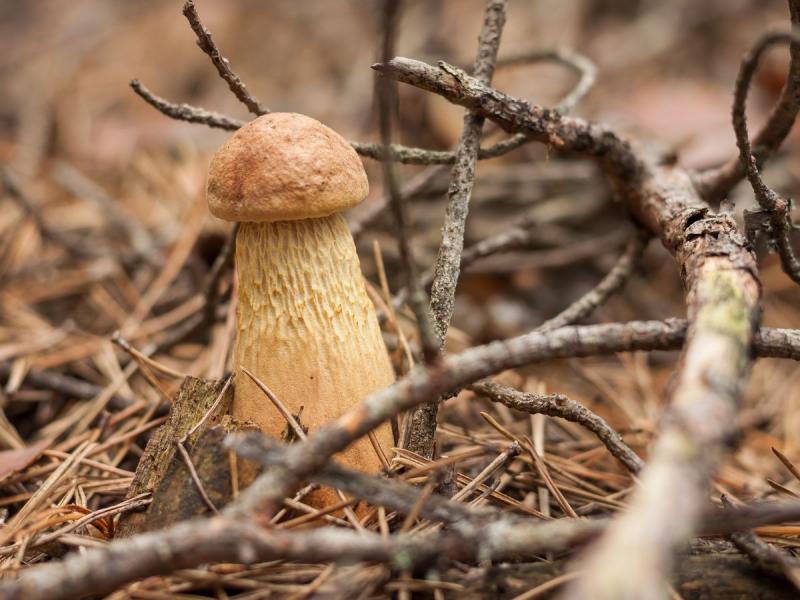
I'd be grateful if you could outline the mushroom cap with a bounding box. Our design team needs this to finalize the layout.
[207,113,369,223]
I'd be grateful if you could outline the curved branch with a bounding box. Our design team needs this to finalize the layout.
[497,46,597,114]
[732,30,800,285]
[695,0,800,202]
[470,380,644,474]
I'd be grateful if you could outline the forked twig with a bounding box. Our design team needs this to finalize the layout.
[182,0,268,116]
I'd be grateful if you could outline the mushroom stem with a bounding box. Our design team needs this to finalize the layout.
[234,214,394,495]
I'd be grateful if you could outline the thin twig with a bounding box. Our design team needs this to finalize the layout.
[449,442,520,502]
[772,447,800,483]
[497,46,596,114]
[240,367,305,440]
[112,334,187,379]
[405,0,508,459]
[182,0,268,116]
[523,436,578,518]
[376,0,440,366]
[174,440,219,514]
[186,374,234,439]
[129,79,245,131]
[352,135,530,165]
[429,0,508,343]
[721,495,800,590]
[536,231,648,331]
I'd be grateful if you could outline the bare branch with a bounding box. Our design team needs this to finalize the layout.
[429,0,508,343]
[0,515,598,600]
[7,487,800,600]
[372,56,642,178]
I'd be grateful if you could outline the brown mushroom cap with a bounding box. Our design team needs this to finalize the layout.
[207,113,369,223]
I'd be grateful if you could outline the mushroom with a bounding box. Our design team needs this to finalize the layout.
[206,113,394,505]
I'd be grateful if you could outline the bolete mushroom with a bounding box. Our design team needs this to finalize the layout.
[206,112,395,506]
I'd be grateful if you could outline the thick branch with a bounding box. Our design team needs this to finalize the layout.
[7,489,800,600]
[372,57,643,179]
[0,515,598,600]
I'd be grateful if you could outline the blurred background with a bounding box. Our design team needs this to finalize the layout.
[1,0,800,505]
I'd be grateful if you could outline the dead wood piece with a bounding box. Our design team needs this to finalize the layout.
[116,376,234,536]
[140,418,258,532]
